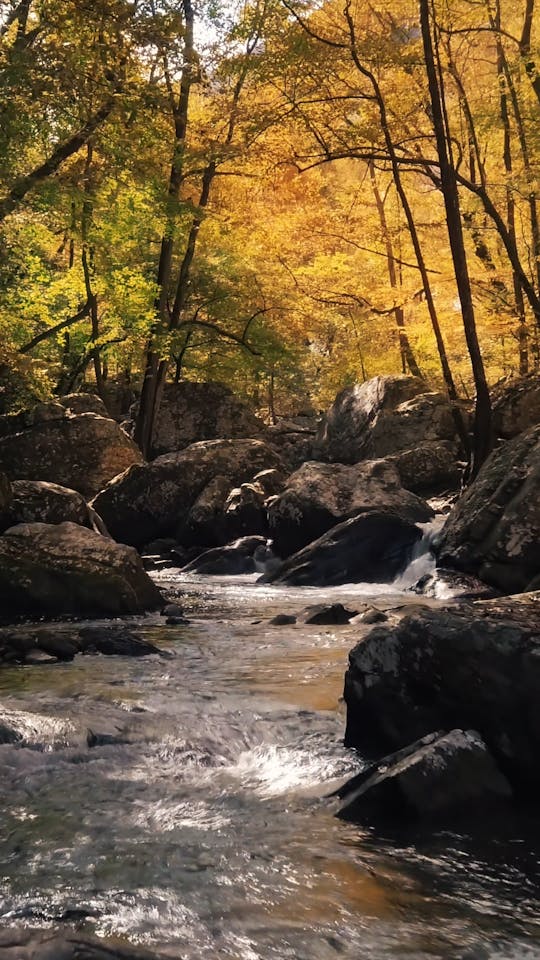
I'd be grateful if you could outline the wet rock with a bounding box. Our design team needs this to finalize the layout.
[264,511,423,587]
[142,380,265,457]
[0,522,162,617]
[299,603,357,625]
[414,568,497,600]
[269,613,297,626]
[165,616,190,625]
[267,459,433,557]
[25,650,58,665]
[492,375,540,439]
[437,424,540,593]
[0,928,170,960]
[357,607,388,624]
[343,596,540,789]
[180,535,268,575]
[0,722,22,744]
[34,631,79,661]
[79,626,164,657]
[0,411,142,498]
[161,603,184,618]
[93,439,284,548]
[336,730,512,822]
[315,376,462,463]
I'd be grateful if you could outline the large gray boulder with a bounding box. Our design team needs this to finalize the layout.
[316,376,462,467]
[336,729,512,823]
[0,522,161,616]
[146,381,265,457]
[438,425,540,593]
[492,375,540,439]
[267,459,433,557]
[92,439,284,548]
[384,440,463,495]
[59,392,109,417]
[0,410,142,499]
[343,596,540,788]
[264,510,423,586]
[10,480,92,527]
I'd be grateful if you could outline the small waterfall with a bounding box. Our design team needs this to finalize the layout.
[392,514,446,590]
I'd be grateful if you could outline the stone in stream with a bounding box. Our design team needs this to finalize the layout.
[0,928,171,960]
[180,535,268,575]
[0,522,162,617]
[267,459,433,558]
[335,729,512,823]
[263,511,423,587]
[78,626,165,658]
[343,595,540,790]
[269,613,297,626]
[92,439,284,548]
[299,603,357,625]
[437,424,540,593]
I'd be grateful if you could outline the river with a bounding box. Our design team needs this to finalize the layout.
[0,571,539,959]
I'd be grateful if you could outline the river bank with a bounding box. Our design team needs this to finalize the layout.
[0,573,539,959]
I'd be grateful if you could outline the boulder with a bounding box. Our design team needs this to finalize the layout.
[222,482,268,539]
[144,380,265,457]
[492,375,540,439]
[315,375,461,464]
[264,511,423,586]
[59,393,109,417]
[343,596,540,789]
[0,928,169,960]
[10,480,92,527]
[180,536,268,575]
[384,440,463,495]
[437,425,540,593]
[92,439,284,548]
[0,522,162,617]
[265,417,317,469]
[0,411,142,498]
[299,603,357,625]
[336,729,512,823]
[267,459,433,557]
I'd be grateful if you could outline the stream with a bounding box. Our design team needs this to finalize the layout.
[0,569,540,959]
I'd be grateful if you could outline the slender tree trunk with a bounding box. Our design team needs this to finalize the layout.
[368,161,422,378]
[81,143,106,402]
[134,0,196,457]
[419,0,492,477]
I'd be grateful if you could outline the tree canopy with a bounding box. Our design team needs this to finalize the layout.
[1,0,539,462]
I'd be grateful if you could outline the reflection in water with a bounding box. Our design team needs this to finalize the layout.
[0,574,539,959]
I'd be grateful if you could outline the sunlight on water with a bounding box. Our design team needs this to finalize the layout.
[224,743,354,798]
[131,798,231,832]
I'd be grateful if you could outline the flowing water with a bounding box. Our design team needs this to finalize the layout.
[0,565,540,959]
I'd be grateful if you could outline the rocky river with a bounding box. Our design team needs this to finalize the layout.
[1,568,540,960]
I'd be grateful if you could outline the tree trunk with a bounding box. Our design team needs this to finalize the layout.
[419,0,492,477]
[368,161,423,378]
